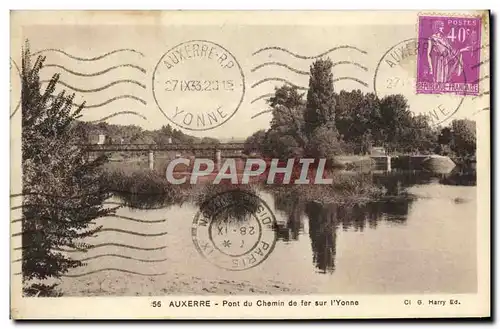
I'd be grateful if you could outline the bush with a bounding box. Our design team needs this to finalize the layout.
[21,42,114,295]
[305,126,342,165]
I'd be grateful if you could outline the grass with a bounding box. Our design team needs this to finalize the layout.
[100,157,386,207]
[263,172,386,205]
[101,162,192,208]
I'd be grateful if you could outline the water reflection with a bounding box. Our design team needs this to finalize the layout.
[110,169,474,275]
[193,184,260,221]
[272,190,304,242]
[306,202,339,273]
[272,198,412,274]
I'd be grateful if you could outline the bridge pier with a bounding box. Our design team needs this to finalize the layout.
[214,149,221,171]
[370,155,391,172]
[148,150,154,171]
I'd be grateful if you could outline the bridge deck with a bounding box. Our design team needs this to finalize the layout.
[80,143,245,152]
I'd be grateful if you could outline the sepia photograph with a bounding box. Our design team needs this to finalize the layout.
[9,10,490,319]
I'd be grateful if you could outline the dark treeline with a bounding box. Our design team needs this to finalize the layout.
[72,121,221,145]
[243,58,476,162]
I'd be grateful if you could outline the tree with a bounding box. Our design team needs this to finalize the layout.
[268,85,307,147]
[200,137,220,145]
[260,85,308,160]
[21,41,114,296]
[304,58,337,135]
[306,126,343,163]
[263,129,304,160]
[451,119,476,156]
[243,129,266,155]
[438,127,453,146]
[334,90,378,153]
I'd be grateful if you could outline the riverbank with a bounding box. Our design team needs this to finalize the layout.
[101,159,386,206]
[57,271,306,296]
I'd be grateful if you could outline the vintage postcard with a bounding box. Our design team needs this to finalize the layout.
[10,10,490,319]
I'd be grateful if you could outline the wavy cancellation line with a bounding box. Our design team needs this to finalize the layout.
[11,188,173,200]
[11,203,107,211]
[13,254,169,263]
[251,110,273,119]
[41,79,146,93]
[472,75,490,84]
[473,107,490,116]
[75,254,168,263]
[46,94,147,109]
[89,111,148,123]
[103,201,175,210]
[43,64,146,77]
[471,58,489,69]
[251,61,368,75]
[252,62,309,75]
[251,78,308,90]
[14,243,167,252]
[251,76,368,90]
[11,214,166,224]
[11,227,168,238]
[252,45,368,59]
[63,268,170,277]
[57,243,168,252]
[333,77,368,87]
[14,268,169,277]
[472,91,490,100]
[31,48,145,61]
[250,93,275,104]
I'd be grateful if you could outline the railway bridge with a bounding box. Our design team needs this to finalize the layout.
[80,143,246,170]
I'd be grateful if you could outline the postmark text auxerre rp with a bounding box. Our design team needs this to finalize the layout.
[152,40,245,131]
[162,41,236,69]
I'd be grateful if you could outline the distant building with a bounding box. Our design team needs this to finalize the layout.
[89,133,107,145]
[97,134,106,145]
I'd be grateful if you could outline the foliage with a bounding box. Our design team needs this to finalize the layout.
[243,129,267,155]
[255,85,308,160]
[21,41,114,294]
[304,58,337,135]
[200,137,221,145]
[246,78,452,159]
[305,126,342,163]
[101,169,190,209]
[450,119,476,157]
[72,121,218,146]
[264,173,386,204]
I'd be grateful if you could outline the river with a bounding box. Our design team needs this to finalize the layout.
[58,169,477,296]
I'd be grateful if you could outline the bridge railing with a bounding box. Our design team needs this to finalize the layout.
[76,143,246,152]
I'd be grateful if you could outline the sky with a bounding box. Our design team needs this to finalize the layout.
[10,11,489,140]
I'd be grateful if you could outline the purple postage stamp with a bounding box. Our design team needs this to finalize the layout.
[416,15,482,96]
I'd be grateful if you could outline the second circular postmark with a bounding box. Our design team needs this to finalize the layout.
[191,189,277,271]
[373,38,468,127]
[152,40,245,131]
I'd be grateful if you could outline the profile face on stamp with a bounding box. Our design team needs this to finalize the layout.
[416,16,481,95]
[152,40,245,131]
[191,190,277,271]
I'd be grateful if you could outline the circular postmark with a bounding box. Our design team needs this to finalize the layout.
[152,40,245,131]
[374,38,468,127]
[10,58,21,119]
[191,190,277,271]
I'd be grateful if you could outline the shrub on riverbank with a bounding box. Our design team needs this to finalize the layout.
[265,172,386,204]
[101,169,191,208]
[21,44,114,296]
